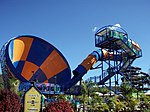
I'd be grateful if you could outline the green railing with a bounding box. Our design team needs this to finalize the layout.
[95,28,142,58]
[97,29,142,57]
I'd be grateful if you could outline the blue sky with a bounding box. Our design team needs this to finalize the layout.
[0,0,150,80]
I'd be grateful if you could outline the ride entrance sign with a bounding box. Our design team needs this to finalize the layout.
[24,85,42,112]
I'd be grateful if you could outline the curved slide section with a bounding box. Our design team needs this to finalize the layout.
[63,49,122,90]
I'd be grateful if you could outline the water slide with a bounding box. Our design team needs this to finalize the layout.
[63,49,122,90]
[0,25,142,93]
[72,25,142,86]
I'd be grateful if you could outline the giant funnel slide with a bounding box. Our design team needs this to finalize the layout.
[0,35,72,90]
[72,26,142,86]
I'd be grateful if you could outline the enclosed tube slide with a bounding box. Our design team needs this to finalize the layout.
[63,49,122,90]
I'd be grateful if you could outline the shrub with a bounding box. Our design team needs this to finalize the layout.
[43,99,73,112]
[0,89,21,112]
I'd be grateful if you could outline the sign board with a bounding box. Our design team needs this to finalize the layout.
[24,86,42,112]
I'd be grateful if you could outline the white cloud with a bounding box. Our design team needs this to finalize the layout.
[109,24,121,30]
[92,26,99,32]
[114,24,121,28]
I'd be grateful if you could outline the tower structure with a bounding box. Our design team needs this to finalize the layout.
[93,25,142,93]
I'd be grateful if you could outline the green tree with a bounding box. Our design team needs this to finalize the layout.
[9,77,24,97]
[99,103,109,112]
[120,82,140,111]
[78,81,89,112]
[9,78,20,93]
[99,86,110,99]
[107,98,115,112]
[0,83,3,89]
[77,81,103,112]
[89,93,103,112]
[120,82,133,99]
[139,94,150,111]
[128,97,140,111]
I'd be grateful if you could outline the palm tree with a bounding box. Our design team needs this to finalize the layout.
[89,92,103,111]
[78,81,89,112]
[99,103,109,112]
[120,82,133,99]
[139,94,150,111]
[99,86,110,98]
[120,81,140,111]
[128,97,140,111]
[77,81,103,112]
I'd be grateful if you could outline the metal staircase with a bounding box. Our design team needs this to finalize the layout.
[95,25,142,85]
